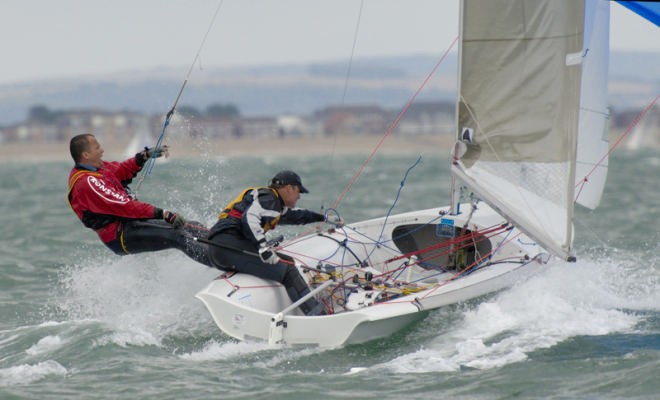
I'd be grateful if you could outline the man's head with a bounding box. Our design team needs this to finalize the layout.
[70,133,104,168]
[270,170,308,208]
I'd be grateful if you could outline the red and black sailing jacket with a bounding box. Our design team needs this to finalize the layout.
[67,158,156,243]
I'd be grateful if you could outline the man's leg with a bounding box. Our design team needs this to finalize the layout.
[119,220,211,266]
[281,263,324,316]
[207,233,323,315]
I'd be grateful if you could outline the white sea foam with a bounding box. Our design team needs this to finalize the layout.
[57,251,219,347]
[179,339,273,361]
[382,255,655,373]
[0,360,67,386]
[177,337,330,371]
[345,367,369,375]
[25,335,65,356]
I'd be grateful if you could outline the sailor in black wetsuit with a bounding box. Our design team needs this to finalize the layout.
[207,170,326,315]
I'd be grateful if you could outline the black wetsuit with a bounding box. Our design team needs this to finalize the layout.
[207,187,325,315]
[116,219,211,266]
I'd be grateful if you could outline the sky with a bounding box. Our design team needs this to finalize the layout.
[0,0,658,85]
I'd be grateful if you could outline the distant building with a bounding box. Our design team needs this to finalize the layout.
[277,115,323,138]
[0,101,657,150]
[314,104,390,136]
[394,101,455,136]
[0,109,157,144]
[174,115,240,139]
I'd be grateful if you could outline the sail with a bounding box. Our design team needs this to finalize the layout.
[452,0,586,260]
[616,1,660,27]
[575,0,610,210]
[124,117,154,159]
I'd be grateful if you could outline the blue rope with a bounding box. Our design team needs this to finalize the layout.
[133,0,224,195]
[143,110,173,177]
[376,155,423,245]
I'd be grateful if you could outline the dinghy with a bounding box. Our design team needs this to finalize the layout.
[196,0,611,347]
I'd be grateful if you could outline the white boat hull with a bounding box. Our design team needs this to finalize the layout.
[196,204,550,347]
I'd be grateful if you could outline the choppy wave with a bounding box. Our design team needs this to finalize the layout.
[0,360,68,386]
[381,254,658,373]
[1,153,658,398]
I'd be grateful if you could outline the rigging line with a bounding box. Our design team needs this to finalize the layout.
[385,223,509,264]
[369,155,423,257]
[575,93,659,196]
[340,0,364,106]
[391,230,508,278]
[332,36,459,209]
[416,234,523,301]
[322,0,365,214]
[310,214,445,260]
[134,0,225,194]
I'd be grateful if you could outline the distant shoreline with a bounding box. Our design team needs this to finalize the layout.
[0,135,454,163]
[1,128,639,163]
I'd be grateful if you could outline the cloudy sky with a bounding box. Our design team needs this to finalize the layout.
[1,0,658,85]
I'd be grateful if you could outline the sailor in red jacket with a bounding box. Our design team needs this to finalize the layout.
[67,133,209,265]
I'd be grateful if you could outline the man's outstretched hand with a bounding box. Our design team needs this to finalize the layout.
[163,210,186,228]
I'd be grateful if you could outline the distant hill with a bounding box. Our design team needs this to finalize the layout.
[0,51,657,126]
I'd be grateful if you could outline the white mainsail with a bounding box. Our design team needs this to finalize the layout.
[451,0,608,260]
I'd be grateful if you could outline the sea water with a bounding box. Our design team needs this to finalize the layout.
[1,149,658,399]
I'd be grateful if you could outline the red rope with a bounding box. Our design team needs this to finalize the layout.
[414,230,525,301]
[331,36,459,209]
[412,227,509,268]
[384,223,509,264]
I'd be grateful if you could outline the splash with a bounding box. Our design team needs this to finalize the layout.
[0,360,67,386]
[25,335,65,356]
[178,339,273,362]
[382,252,659,372]
[56,252,219,347]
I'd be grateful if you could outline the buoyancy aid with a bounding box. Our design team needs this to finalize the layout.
[67,160,155,243]
[218,186,281,231]
[67,169,119,230]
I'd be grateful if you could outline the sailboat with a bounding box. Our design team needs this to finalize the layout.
[123,117,156,159]
[196,0,611,347]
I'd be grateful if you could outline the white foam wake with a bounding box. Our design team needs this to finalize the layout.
[381,254,658,372]
[0,360,67,386]
[57,251,220,347]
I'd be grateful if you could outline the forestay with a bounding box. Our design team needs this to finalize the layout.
[451,0,589,260]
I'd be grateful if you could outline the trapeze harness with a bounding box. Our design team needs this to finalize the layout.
[66,168,119,231]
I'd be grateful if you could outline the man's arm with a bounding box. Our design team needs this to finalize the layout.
[104,158,142,183]
[279,208,325,225]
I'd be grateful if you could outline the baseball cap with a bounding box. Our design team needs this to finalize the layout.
[270,170,309,193]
